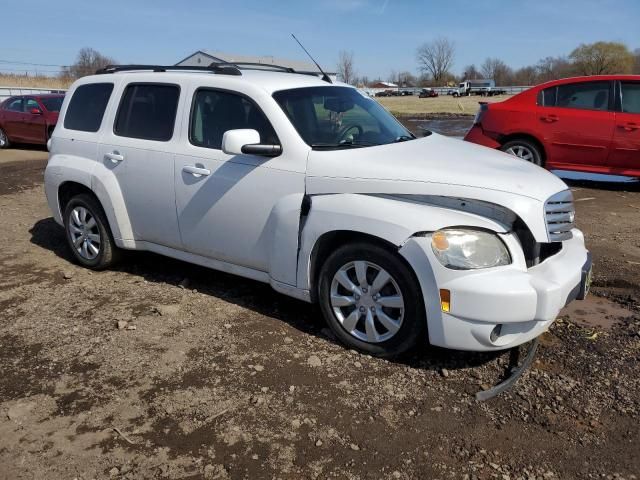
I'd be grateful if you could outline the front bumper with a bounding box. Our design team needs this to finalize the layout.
[399,229,589,351]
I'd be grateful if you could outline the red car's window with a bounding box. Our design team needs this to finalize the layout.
[555,81,611,111]
[5,98,23,112]
[621,82,640,114]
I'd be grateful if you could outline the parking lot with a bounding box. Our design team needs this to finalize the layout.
[0,143,639,479]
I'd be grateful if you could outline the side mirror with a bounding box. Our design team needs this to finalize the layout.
[30,107,42,115]
[221,129,282,157]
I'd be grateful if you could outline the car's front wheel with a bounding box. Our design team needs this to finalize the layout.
[501,139,543,166]
[318,242,426,358]
[63,194,120,270]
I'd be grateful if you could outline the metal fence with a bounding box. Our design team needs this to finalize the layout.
[363,85,532,96]
[0,86,67,102]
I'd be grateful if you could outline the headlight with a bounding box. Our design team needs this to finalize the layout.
[431,229,511,270]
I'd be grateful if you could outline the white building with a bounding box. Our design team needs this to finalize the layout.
[176,50,337,82]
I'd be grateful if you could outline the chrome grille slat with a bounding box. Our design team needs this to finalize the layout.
[545,190,575,242]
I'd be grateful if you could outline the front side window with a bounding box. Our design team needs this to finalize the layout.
[64,83,114,132]
[620,82,640,114]
[555,81,611,111]
[25,99,40,111]
[6,98,23,112]
[41,96,64,112]
[114,84,180,141]
[189,89,278,150]
[272,86,413,149]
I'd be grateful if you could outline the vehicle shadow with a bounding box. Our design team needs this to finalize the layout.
[29,217,503,378]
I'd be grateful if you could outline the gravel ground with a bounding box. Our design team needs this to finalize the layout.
[0,146,639,480]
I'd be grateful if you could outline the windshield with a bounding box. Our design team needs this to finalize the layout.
[272,86,413,149]
[41,96,64,112]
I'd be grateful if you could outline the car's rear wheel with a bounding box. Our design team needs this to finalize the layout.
[0,127,10,149]
[63,194,120,270]
[501,139,543,166]
[318,242,426,358]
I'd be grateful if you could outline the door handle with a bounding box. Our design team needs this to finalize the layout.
[182,165,211,177]
[541,114,559,123]
[619,123,639,132]
[105,151,124,164]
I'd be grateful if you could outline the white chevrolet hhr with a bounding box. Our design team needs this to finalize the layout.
[44,64,591,358]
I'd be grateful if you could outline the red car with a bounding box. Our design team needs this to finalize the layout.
[0,94,65,148]
[465,75,640,177]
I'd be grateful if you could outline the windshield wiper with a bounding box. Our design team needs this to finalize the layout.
[394,135,415,143]
[311,141,378,150]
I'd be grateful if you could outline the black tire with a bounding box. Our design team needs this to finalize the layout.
[0,127,10,149]
[318,242,426,358]
[500,138,544,166]
[63,193,120,270]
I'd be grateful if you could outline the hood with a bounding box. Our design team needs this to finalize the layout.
[306,133,569,242]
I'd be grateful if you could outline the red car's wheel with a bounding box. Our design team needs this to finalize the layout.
[501,139,543,167]
[0,127,10,149]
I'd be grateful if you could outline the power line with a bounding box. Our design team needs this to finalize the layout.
[0,59,69,68]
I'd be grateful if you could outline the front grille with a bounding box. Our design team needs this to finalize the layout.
[545,190,575,241]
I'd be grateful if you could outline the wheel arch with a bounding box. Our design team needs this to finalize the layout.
[308,230,400,303]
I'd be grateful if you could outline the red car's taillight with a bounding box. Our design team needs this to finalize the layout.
[473,102,489,126]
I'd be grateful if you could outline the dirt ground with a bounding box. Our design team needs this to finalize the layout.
[377,95,512,116]
[0,144,639,480]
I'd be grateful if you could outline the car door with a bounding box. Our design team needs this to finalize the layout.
[535,80,615,169]
[96,82,183,248]
[174,85,305,272]
[608,80,640,173]
[23,98,47,143]
[2,97,26,140]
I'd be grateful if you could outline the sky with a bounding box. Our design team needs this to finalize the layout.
[1,0,639,79]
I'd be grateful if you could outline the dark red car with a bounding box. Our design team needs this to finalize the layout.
[418,88,438,98]
[0,94,65,148]
[465,75,640,177]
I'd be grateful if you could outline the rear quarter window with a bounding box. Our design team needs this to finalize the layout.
[114,83,180,141]
[64,83,114,132]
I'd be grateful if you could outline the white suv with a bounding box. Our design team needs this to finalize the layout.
[45,64,591,357]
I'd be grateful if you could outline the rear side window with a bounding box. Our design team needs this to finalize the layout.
[64,83,114,132]
[114,84,180,141]
[621,82,640,114]
[555,81,611,111]
[539,87,557,107]
[189,89,278,149]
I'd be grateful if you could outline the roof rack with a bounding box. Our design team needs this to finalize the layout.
[213,62,296,73]
[95,64,242,76]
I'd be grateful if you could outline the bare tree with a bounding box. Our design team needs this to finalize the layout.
[337,50,356,84]
[631,48,640,74]
[397,71,417,87]
[536,56,573,82]
[512,66,538,86]
[62,48,117,79]
[463,64,480,80]
[570,41,634,75]
[416,37,455,84]
[481,57,512,85]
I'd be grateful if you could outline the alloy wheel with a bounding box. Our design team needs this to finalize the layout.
[505,144,535,162]
[68,206,101,260]
[0,129,7,147]
[330,261,404,343]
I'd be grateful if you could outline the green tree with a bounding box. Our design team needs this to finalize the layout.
[569,42,634,75]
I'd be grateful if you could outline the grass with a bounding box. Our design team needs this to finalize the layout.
[376,94,513,116]
[0,74,72,90]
